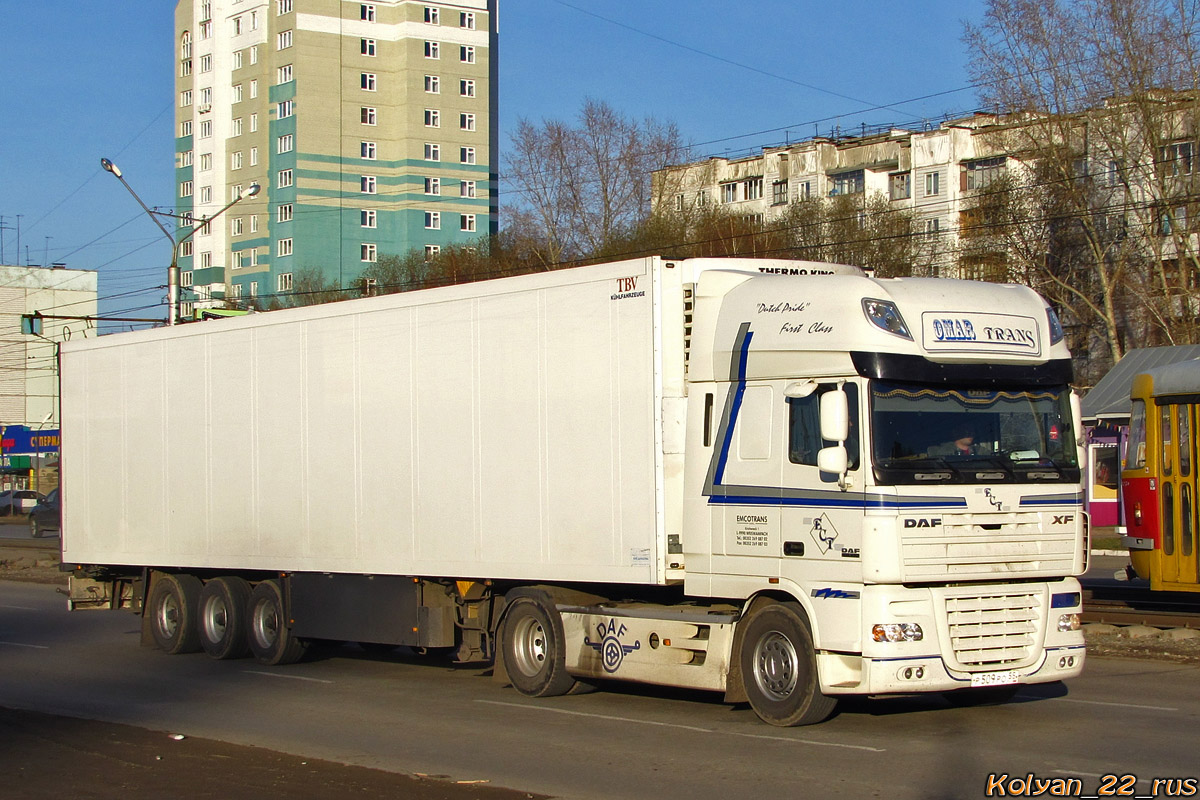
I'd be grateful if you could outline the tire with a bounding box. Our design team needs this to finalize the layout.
[29,517,41,538]
[738,602,838,726]
[146,573,203,654]
[501,596,577,697]
[943,684,1020,707]
[198,577,252,660]
[246,580,307,666]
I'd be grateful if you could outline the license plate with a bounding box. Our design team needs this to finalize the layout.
[971,670,1018,687]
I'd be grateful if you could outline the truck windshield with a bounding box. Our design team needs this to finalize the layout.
[870,380,1080,485]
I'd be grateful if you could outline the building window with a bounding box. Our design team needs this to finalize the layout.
[199,119,213,139]
[460,146,476,164]
[1159,141,1194,176]
[889,172,911,200]
[772,180,788,205]
[250,214,258,233]
[361,209,377,228]
[460,11,475,28]
[720,182,737,203]
[278,168,293,188]
[231,151,243,170]
[361,175,377,193]
[200,250,213,269]
[425,75,440,93]
[277,64,293,84]
[181,120,193,137]
[200,186,212,204]
[361,72,377,91]
[181,59,192,77]
[233,50,243,69]
[423,177,441,195]
[250,281,258,297]
[231,283,243,298]
[278,238,293,258]
[233,16,243,35]
[277,99,294,118]
[277,29,293,49]
[797,182,810,200]
[200,20,212,39]
[232,84,243,103]
[460,79,475,97]
[361,141,377,160]
[424,6,439,23]
[250,10,259,29]
[460,112,476,131]
[277,133,294,153]
[830,170,864,196]
[743,177,763,201]
[361,38,376,56]
[277,0,292,13]
[460,213,476,232]
[424,143,440,161]
[200,54,212,72]
[250,79,258,98]
[460,45,475,63]
[180,150,193,167]
[425,244,441,259]
[231,217,244,235]
[250,45,259,64]
[181,31,191,59]
[425,41,439,59]
[249,112,258,131]
[278,272,293,291]
[181,270,194,286]
[230,184,243,202]
[425,211,441,229]
[924,218,941,236]
[361,106,377,125]
[199,86,213,106]
[180,180,194,198]
[460,180,476,198]
[425,108,440,127]
[277,203,293,223]
[925,171,941,197]
[361,4,376,22]
[180,241,193,257]
[361,243,377,262]
[963,157,1005,190]
[250,146,258,166]
[181,89,192,107]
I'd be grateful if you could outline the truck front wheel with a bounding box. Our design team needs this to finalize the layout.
[147,573,203,655]
[199,576,252,660]
[247,580,306,666]
[501,596,577,697]
[739,602,837,726]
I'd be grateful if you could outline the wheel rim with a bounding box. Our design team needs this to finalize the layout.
[510,614,549,678]
[203,595,229,643]
[156,592,180,640]
[252,598,279,649]
[752,630,799,701]
[30,520,37,537]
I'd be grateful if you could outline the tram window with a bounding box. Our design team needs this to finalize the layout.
[1182,484,1193,557]
[1161,405,1173,476]
[1163,482,1175,556]
[1126,400,1146,469]
[1179,404,1191,477]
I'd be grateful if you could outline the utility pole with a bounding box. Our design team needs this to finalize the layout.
[0,215,12,263]
[16,214,22,266]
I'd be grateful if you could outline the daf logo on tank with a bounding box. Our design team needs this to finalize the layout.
[921,312,1041,357]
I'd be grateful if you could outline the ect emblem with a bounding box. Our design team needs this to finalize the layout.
[808,513,839,554]
[584,619,641,673]
[984,488,1003,510]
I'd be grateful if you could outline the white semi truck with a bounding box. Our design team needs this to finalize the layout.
[60,256,1087,726]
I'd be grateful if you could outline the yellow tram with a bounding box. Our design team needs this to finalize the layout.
[1121,359,1200,590]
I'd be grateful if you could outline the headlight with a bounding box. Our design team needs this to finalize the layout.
[1051,591,1081,609]
[1058,613,1081,632]
[872,622,924,642]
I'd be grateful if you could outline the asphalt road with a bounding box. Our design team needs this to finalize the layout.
[1,579,1197,800]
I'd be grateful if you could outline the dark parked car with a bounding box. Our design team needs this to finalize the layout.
[28,488,60,538]
[0,489,42,516]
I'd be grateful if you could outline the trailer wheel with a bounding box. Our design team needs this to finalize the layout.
[738,602,837,726]
[147,573,203,655]
[199,577,252,660]
[247,580,306,666]
[943,684,1020,707]
[501,596,577,697]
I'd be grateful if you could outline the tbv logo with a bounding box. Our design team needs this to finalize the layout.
[617,276,638,293]
[903,518,941,528]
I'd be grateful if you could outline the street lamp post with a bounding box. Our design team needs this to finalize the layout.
[100,158,260,325]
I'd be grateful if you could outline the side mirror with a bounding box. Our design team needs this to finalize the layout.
[817,445,848,475]
[820,389,848,442]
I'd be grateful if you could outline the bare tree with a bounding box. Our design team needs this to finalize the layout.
[505,99,691,266]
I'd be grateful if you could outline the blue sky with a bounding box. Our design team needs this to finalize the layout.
[0,0,986,323]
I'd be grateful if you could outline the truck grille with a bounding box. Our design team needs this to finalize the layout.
[901,512,1076,580]
[943,589,1042,671]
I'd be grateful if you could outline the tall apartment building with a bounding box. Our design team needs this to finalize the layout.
[174,0,496,311]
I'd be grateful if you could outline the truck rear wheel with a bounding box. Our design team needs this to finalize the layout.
[199,577,252,660]
[739,602,837,726]
[147,573,203,655]
[247,580,306,666]
[501,596,577,697]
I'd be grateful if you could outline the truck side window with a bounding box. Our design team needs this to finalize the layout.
[787,384,859,469]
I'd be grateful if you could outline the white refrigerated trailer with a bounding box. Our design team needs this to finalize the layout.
[61,256,1087,726]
